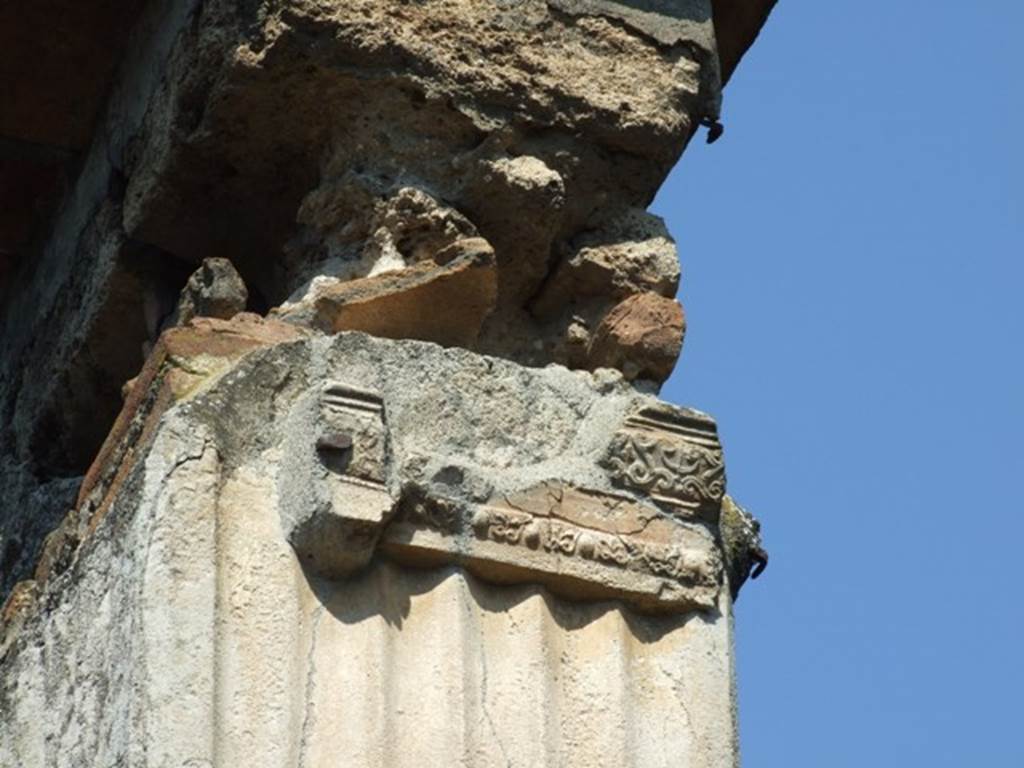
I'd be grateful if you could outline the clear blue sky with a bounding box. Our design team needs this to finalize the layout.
[654,2,1023,765]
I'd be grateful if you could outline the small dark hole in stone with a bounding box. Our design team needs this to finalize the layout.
[432,466,464,486]
[317,432,354,474]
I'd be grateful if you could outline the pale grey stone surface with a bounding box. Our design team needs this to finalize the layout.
[1,334,740,767]
[187,333,728,609]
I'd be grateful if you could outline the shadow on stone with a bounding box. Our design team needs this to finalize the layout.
[306,557,704,643]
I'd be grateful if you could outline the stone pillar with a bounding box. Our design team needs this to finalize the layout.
[0,2,775,766]
[2,325,762,766]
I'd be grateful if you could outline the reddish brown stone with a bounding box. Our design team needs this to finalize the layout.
[587,292,685,383]
[163,314,308,364]
[76,315,309,525]
[0,580,38,654]
[284,238,498,348]
[0,580,36,624]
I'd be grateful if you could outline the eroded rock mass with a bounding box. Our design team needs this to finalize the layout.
[0,2,776,765]
[0,0,776,597]
[122,0,722,371]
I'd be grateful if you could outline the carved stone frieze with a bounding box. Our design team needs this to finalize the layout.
[601,404,726,516]
[283,381,395,579]
[319,382,388,486]
[382,481,722,613]
[273,349,738,612]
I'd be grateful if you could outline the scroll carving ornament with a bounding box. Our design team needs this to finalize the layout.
[399,485,721,597]
[604,432,725,505]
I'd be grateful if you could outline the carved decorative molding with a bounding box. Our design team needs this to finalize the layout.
[383,481,722,613]
[602,404,725,514]
[288,382,394,579]
[293,391,728,612]
[319,382,388,488]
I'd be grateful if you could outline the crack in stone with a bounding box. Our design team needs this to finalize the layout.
[658,660,700,752]
[469,594,514,768]
[296,604,326,768]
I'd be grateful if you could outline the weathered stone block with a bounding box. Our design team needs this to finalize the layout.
[588,291,687,381]
[2,332,753,767]
[280,382,396,579]
[277,238,498,347]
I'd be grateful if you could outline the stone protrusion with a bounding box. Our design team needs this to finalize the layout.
[462,153,568,305]
[173,257,249,326]
[276,237,498,347]
[601,402,725,518]
[588,292,687,381]
[285,178,481,298]
[533,208,681,316]
[281,382,397,579]
[720,494,769,599]
[385,481,723,613]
